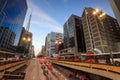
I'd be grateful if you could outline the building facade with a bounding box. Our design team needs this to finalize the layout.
[40,45,46,56]
[29,45,34,58]
[41,45,45,54]
[0,0,27,51]
[18,27,26,47]
[63,14,86,56]
[45,34,50,56]
[82,7,120,53]
[17,27,33,57]
[25,32,32,55]
[45,32,63,57]
[0,27,15,52]
[109,0,120,26]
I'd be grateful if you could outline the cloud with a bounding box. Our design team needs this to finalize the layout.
[28,0,63,32]
[32,21,62,32]
[27,0,63,55]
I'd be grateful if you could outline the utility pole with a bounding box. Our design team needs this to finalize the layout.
[108,45,114,65]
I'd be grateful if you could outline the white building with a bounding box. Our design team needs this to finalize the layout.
[45,32,63,57]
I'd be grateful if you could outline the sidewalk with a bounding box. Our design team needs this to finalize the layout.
[24,58,46,80]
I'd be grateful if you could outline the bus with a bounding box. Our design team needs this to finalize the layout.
[59,54,80,62]
[58,51,120,66]
[96,52,120,66]
[81,52,120,66]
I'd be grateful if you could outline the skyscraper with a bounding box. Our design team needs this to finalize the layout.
[24,32,32,50]
[109,0,120,26]
[0,27,15,52]
[0,0,27,51]
[63,14,86,56]
[82,7,120,53]
[18,27,26,47]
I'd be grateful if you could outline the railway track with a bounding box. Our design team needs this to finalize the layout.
[0,59,29,80]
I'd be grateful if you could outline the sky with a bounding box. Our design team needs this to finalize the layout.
[23,0,115,56]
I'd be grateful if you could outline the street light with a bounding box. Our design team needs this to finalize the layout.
[99,13,106,18]
[23,37,31,44]
[23,37,26,41]
[93,8,100,15]
[27,38,31,42]
[92,8,114,65]
[55,41,62,45]
[22,37,31,57]
[55,40,62,54]
[93,8,106,18]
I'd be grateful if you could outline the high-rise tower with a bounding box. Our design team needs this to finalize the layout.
[82,7,120,53]
[109,0,120,26]
[0,0,27,52]
[24,13,32,51]
[26,13,32,32]
[63,14,86,56]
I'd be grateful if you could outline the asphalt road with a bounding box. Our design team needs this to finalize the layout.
[24,59,46,80]
[24,58,60,80]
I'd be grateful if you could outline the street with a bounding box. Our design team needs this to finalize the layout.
[24,58,67,80]
[24,59,46,80]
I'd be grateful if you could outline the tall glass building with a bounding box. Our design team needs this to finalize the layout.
[0,0,27,51]
[63,14,86,55]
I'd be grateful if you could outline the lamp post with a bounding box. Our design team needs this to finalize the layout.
[22,37,31,58]
[92,8,114,65]
[55,40,62,55]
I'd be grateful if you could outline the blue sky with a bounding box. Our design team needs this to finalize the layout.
[23,0,115,55]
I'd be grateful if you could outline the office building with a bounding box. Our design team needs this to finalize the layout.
[109,0,120,26]
[19,30,32,51]
[45,34,50,56]
[17,27,33,57]
[82,7,120,53]
[45,32,63,57]
[41,45,45,54]
[29,45,34,58]
[26,32,32,50]
[40,45,46,56]
[18,27,26,47]
[23,31,32,57]
[0,0,27,52]
[63,14,86,56]
[0,27,15,52]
